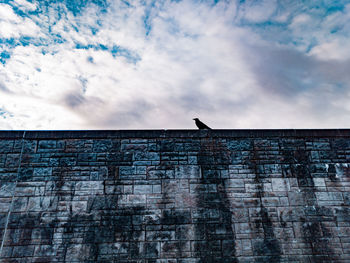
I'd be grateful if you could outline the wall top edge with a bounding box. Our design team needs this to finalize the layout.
[0,129,349,139]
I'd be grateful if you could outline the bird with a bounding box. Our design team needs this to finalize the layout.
[193,118,211,129]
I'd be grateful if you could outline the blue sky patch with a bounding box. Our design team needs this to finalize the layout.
[110,45,141,64]
[33,0,108,15]
[0,108,13,119]
[0,51,11,65]
[74,43,141,64]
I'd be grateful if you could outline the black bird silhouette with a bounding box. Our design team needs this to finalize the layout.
[193,118,211,129]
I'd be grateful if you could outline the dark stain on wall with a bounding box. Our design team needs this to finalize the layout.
[196,137,237,263]
[248,140,282,263]
[327,164,337,182]
[282,147,337,262]
[52,158,150,262]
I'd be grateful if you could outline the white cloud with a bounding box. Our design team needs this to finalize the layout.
[11,0,37,11]
[0,4,20,22]
[0,0,350,129]
[0,91,86,129]
[307,4,350,61]
[0,4,41,38]
[309,39,350,60]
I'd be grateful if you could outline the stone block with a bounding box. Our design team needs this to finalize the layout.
[12,245,35,257]
[288,191,307,206]
[12,197,28,212]
[27,196,56,211]
[0,140,14,153]
[71,201,87,214]
[134,152,160,161]
[313,178,326,187]
[128,194,146,205]
[119,166,136,175]
[134,185,153,194]
[34,245,56,257]
[226,179,245,188]
[77,153,97,162]
[272,178,290,191]
[5,154,20,167]
[38,140,57,151]
[93,139,114,152]
[245,183,258,192]
[0,182,15,197]
[0,199,11,212]
[33,167,52,178]
[175,165,200,179]
[146,230,175,241]
[152,185,162,194]
[144,242,160,258]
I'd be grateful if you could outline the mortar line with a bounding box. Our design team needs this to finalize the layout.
[0,130,26,256]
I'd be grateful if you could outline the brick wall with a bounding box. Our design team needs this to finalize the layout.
[0,129,349,262]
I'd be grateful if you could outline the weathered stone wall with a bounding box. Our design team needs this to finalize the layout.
[0,130,349,263]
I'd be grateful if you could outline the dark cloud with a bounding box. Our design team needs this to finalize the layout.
[243,43,350,126]
[99,99,154,128]
[247,46,314,97]
[248,44,350,98]
[63,91,105,111]
[0,81,11,93]
[64,93,86,108]
[178,91,215,112]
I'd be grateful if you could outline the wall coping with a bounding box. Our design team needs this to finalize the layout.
[0,129,349,139]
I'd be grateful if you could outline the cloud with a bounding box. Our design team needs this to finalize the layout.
[238,0,277,23]
[0,4,41,39]
[64,93,86,108]
[0,0,349,129]
[310,39,350,61]
[11,0,37,11]
[0,81,11,93]
[242,44,350,127]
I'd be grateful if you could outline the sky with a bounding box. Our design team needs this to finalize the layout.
[0,0,350,130]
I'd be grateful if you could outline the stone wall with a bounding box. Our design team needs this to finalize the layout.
[0,129,349,263]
